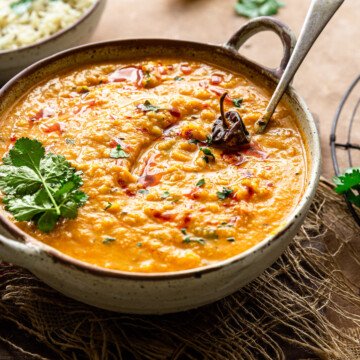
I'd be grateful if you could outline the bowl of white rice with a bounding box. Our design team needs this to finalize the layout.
[0,0,106,84]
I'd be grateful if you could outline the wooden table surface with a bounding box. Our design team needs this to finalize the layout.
[1,0,359,358]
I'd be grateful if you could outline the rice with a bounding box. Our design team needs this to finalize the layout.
[0,0,96,51]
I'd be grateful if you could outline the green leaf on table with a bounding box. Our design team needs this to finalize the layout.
[235,0,284,18]
[0,138,88,232]
[10,0,33,15]
[333,167,360,207]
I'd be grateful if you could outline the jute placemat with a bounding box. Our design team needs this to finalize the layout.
[0,178,359,360]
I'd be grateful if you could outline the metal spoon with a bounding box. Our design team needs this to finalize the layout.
[255,0,345,133]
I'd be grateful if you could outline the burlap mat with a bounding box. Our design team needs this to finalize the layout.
[0,178,359,360]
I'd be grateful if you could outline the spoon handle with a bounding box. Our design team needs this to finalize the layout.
[255,0,344,133]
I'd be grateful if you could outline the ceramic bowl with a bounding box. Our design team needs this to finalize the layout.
[0,17,321,314]
[0,0,106,85]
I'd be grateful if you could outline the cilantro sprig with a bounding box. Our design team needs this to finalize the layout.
[0,138,88,232]
[333,167,360,207]
[235,0,284,18]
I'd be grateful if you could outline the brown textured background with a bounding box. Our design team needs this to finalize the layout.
[1,0,359,358]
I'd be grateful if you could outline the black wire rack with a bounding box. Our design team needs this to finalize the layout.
[330,74,360,227]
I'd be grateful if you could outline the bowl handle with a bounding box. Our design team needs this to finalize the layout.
[225,16,296,78]
[0,235,43,270]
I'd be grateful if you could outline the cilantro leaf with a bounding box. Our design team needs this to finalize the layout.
[235,0,284,18]
[196,178,205,187]
[5,194,52,221]
[137,100,160,112]
[333,167,360,207]
[9,138,44,171]
[205,135,213,146]
[40,153,75,183]
[217,187,233,200]
[138,189,149,195]
[104,202,112,210]
[188,139,199,145]
[334,167,360,193]
[0,138,88,232]
[110,144,129,159]
[37,210,59,233]
[232,98,243,108]
[200,147,215,163]
[0,166,41,195]
[103,236,116,244]
[161,191,170,199]
[182,236,206,245]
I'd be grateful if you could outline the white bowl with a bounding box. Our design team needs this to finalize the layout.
[0,17,321,314]
[0,0,106,85]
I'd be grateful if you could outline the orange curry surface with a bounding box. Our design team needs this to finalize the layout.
[0,60,307,272]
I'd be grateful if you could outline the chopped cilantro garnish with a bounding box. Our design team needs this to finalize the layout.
[104,202,112,210]
[110,144,129,159]
[333,167,360,207]
[161,191,170,199]
[183,236,205,245]
[189,139,200,144]
[136,242,142,247]
[174,76,184,81]
[137,100,160,112]
[65,138,75,145]
[196,178,205,187]
[0,138,88,232]
[232,98,243,108]
[103,236,116,244]
[217,187,233,200]
[200,147,215,163]
[138,189,149,195]
[205,135,213,145]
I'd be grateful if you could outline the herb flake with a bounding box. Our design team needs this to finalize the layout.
[110,144,129,159]
[232,98,243,108]
[161,191,170,199]
[137,100,160,112]
[200,147,215,163]
[104,202,112,210]
[138,189,149,195]
[196,178,205,187]
[217,187,233,200]
[103,236,116,244]
[183,236,206,245]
